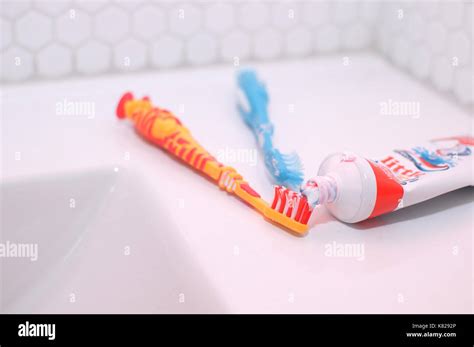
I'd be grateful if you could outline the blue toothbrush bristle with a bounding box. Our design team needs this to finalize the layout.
[237,69,304,190]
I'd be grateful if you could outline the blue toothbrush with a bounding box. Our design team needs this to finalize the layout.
[237,69,304,191]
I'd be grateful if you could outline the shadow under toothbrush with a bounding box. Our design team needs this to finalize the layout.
[346,187,473,230]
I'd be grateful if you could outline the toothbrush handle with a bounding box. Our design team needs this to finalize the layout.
[116,92,267,210]
[117,93,224,177]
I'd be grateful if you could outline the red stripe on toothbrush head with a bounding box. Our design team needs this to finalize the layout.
[285,192,296,217]
[278,188,287,213]
[300,201,312,225]
[271,186,280,209]
[294,196,306,222]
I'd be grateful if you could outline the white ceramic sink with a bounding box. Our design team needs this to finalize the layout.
[0,168,225,313]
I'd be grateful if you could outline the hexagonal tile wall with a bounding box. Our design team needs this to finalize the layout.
[239,2,269,32]
[375,0,473,108]
[315,25,340,53]
[37,43,73,77]
[0,0,471,110]
[34,0,72,16]
[220,30,250,63]
[16,11,53,50]
[254,28,282,60]
[1,46,34,82]
[1,1,31,19]
[151,35,183,68]
[285,26,312,57]
[114,38,147,71]
[76,40,111,74]
[56,9,91,47]
[186,32,218,65]
[205,3,235,35]
[169,4,202,38]
[132,5,166,41]
[0,17,13,50]
[95,6,129,44]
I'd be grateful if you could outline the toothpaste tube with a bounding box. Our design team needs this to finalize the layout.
[301,136,473,223]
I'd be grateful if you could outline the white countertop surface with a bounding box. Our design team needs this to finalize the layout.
[1,53,473,313]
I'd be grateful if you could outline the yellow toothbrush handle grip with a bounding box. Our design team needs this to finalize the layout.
[117,92,226,181]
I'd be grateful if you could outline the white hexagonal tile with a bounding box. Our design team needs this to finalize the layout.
[37,43,72,77]
[453,67,473,104]
[406,12,426,42]
[465,3,473,36]
[302,2,330,28]
[16,11,52,50]
[426,21,447,54]
[392,36,411,68]
[360,2,380,25]
[220,31,250,62]
[205,3,235,35]
[0,18,13,51]
[95,6,129,44]
[0,46,34,82]
[447,31,471,66]
[431,56,454,91]
[314,25,340,53]
[0,1,32,19]
[271,2,299,30]
[376,26,393,56]
[56,9,91,47]
[333,2,358,25]
[239,3,269,31]
[114,0,143,11]
[114,39,147,71]
[440,1,464,29]
[151,35,183,68]
[341,22,370,50]
[77,40,110,74]
[75,0,107,13]
[285,26,312,57]
[169,4,202,37]
[186,33,217,65]
[409,45,432,80]
[34,0,72,15]
[132,5,166,40]
[254,28,281,60]
[417,1,439,20]
[385,4,404,34]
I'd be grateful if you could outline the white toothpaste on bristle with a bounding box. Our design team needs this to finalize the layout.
[301,136,473,223]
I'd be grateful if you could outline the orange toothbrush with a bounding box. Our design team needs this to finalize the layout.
[116,92,313,235]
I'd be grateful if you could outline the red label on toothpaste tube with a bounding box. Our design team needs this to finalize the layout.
[370,136,473,217]
[367,161,405,218]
